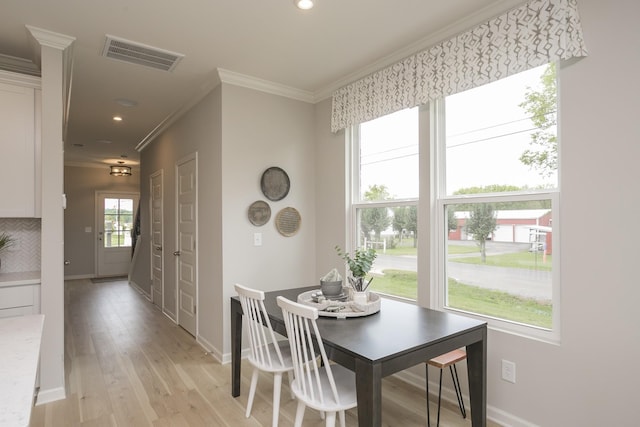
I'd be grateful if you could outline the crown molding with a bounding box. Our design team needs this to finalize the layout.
[0,68,41,87]
[217,68,315,103]
[0,54,40,77]
[26,26,75,50]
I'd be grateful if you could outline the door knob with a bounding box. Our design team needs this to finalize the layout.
[173,251,181,256]
[155,246,162,251]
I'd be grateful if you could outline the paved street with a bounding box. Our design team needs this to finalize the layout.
[372,241,551,301]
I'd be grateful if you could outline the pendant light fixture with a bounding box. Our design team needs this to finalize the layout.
[110,161,131,176]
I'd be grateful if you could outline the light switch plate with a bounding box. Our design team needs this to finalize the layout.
[253,233,262,246]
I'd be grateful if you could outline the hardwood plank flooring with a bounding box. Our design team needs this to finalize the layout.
[30,278,500,426]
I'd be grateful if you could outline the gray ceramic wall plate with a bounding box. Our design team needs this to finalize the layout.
[261,166,290,201]
[248,200,271,226]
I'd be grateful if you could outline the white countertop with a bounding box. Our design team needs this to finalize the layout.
[0,271,40,288]
[0,314,44,427]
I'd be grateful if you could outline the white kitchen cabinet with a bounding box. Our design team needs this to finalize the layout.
[0,70,41,217]
[0,272,41,318]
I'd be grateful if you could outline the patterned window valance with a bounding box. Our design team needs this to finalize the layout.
[331,0,588,132]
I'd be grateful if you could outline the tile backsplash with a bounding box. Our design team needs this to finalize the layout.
[0,218,41,273]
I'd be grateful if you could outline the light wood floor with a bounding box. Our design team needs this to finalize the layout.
[30,278,498,426]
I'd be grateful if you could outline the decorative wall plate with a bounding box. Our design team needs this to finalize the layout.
[248,200,271,226]
[261,166,290,201]
[275,207,301,237]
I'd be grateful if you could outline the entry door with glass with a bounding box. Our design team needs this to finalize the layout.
[96,192,139,277]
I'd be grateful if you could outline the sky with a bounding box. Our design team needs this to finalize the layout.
[358,64,556,199]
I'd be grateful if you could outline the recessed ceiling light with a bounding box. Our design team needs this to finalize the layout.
[113,116,123,122]
[294,0,313,10]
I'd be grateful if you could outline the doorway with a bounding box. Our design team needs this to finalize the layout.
[96,192,139,277]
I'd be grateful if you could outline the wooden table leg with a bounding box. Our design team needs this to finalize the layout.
[466,328,487,426]
[355,358,382,427]
[231,297,242,397]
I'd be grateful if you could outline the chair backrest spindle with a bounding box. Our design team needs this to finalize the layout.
[235,284,285,370]
[278,296,341,406]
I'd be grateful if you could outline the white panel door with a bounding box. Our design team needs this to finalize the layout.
[150,171,163,308]
[96,192,139,277]
[176,156,197,336]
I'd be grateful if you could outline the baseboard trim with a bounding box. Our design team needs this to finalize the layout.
[63,274,94,280]
[35,386,66,405]
[393,369,538,427]
[128,280,151,300]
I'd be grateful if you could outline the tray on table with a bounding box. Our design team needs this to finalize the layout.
[297,289,381,318]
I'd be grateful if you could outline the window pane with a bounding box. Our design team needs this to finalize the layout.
[445,64,557,195]
[103,198,134,248]
[359,107,419,200]
[355,205,418,300]
[445,200,552,329]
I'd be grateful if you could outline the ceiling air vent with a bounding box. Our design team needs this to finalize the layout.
[102,35,184,72]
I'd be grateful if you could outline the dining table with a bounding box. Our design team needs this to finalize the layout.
[230,286,487,427]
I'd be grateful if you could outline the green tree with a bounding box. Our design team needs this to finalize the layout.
[519,62,557,177]
[362,185,391,242]
[392,205,418,247]
[466,204,497,263]
[447,207,457,233]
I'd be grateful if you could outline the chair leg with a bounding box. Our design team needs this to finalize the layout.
[338,410,346,427]
[287,370,295,399]
[293,400,306,427]
[325,411,337,427]
[449,364,467,419]
[272,373,283,427]
[246,368,259,418]
[436,368,443,427]
[426,364,431,427]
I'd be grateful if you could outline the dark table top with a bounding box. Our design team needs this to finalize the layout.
[259,286,486,364]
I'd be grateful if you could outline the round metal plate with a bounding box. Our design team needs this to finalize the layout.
[260,166,290,201]
[275,207,301,237]
[248,200,271,226]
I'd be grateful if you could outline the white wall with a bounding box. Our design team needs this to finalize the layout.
[480,1,640,425]
[219,84,316,356]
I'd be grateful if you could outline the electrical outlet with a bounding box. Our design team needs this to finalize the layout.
[501,359,516,383]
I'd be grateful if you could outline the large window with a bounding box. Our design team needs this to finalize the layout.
[352,107,419,299]
[435,63,559,338]
[349,63,560,339]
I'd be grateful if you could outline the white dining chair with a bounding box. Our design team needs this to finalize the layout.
[277,296,358,427]
[234,284,294,427]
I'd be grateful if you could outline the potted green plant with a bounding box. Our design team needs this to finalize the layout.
[0,232,15,271]
[335,245,377,293]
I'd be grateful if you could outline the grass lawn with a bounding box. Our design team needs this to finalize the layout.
[369,269,552,329]
[450,251,552,271]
